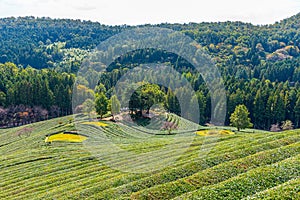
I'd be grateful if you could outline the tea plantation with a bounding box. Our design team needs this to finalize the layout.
[0,115,299,199]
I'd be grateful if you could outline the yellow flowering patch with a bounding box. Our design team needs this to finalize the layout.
[82,121,108,127]
[196,129,234,136]
[45,133,87,143]
[219,130,235,135]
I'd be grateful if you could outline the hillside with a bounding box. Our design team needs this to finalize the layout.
[1,116,300,199]
[1,14,300,72]
[1,14,300,130]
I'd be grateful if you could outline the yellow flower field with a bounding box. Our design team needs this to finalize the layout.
[196,129,235,136]
[45,133,88,143]
[81,121,108,127]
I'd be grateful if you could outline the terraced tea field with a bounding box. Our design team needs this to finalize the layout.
[0,115,300,199]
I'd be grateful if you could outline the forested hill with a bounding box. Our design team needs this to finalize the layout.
[1,14,300,130]
[1,14,300,71]
[0,17,125,69]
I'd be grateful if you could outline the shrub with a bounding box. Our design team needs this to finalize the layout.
[281,120,293,131]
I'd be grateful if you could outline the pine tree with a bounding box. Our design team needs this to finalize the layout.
[285,90,296,123]
[196,91,206,125]
[165,88,180,115]
[188,95,199,123]
[273,92,285,124]
[294,96,300,128]
[253,90,266,129]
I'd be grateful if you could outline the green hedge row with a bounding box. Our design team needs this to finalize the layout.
[176,154,300,199]
[83,135,300,199]
[245,177,300,200]
[131,142,300,199]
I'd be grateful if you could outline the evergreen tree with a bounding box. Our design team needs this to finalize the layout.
[196,91,207,125]
[294,96,300,128]
[165,88,180,115]
[273,92,286,124]
[253,90,266,129]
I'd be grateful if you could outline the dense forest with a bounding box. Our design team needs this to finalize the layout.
[1,14,300,129]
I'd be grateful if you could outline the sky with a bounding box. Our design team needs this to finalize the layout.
[0,0,299,25]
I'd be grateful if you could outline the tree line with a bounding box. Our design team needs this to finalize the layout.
[93,65,300,130]
[0,62,74,127]
[1,15,300,130]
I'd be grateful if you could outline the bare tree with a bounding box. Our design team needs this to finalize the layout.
[41,109,49,120]
[270,124,281,132]
[33,106,43,122]
[16,127,34,138]
[50,105,60,118]
[161,121,178,134]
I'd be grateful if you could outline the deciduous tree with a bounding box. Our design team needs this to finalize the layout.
[230,104,253,131]
[95,93,108,119]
